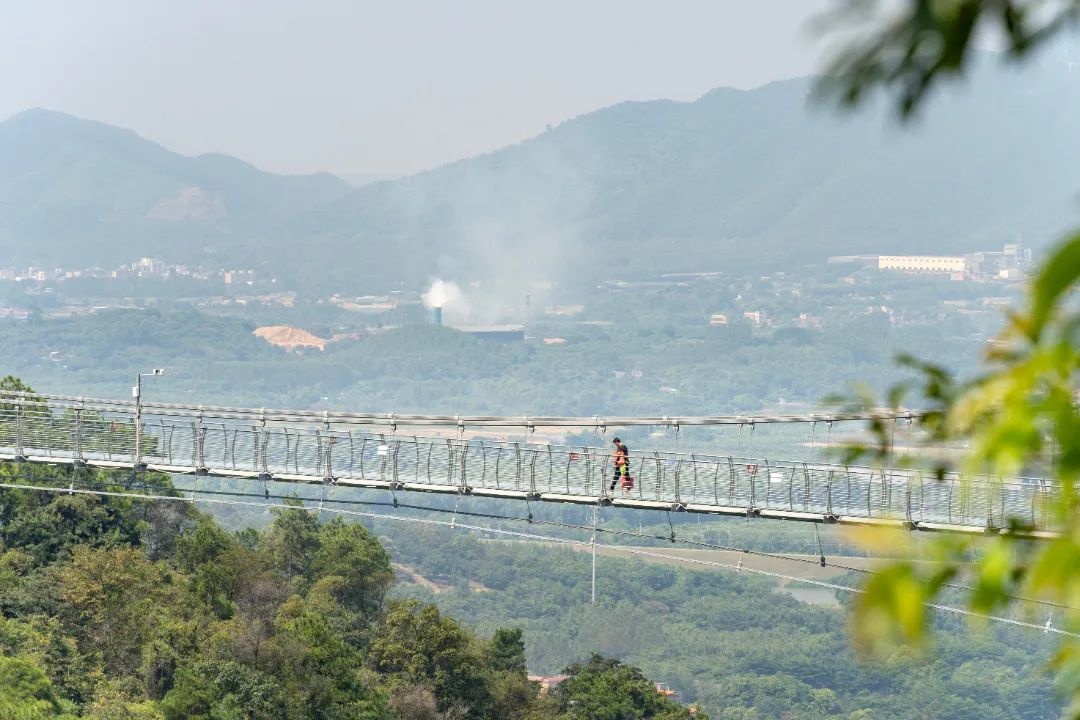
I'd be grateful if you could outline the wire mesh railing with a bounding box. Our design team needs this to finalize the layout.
[0,392,1057,533]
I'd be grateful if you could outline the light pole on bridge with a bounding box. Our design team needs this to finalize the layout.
[133,368,165,469]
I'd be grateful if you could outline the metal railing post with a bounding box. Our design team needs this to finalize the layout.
[14,401,25,460]
[134,382,142,468]
[73,404,84,462]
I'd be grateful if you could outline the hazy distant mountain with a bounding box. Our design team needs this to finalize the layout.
[339,172,399,188]
[278,55,1080,292]
[2,53,1078,287]
[0,108,351,267]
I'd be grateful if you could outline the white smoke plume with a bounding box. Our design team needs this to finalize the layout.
[422,279,469,318]
[390,121,594,325]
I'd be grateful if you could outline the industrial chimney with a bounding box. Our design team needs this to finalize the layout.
[433,306,443,326]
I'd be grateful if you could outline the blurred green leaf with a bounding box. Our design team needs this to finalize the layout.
[1028,232,1080,341]
[853,563,928,652]
[816,0,1080,118]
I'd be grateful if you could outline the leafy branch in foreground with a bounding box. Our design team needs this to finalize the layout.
[816,0,1080,712]
[816,0,1080,116]
[842,213,1080,686]
[840,213,1080,704]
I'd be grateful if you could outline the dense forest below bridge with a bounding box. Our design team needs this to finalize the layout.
[182,474,1062,719]
[0,461,702,719]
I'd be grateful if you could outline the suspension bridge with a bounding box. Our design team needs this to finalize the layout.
[0,391,1057,536]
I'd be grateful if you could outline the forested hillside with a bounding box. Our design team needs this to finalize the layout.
[0,280,993,415]
[0,461,700,719]
[174,474,1064,720]
[383,523,1061,719]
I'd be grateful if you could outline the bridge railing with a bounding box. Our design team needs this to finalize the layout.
[0,393,1057,532]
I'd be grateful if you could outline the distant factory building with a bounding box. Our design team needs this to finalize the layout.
[878,242,1031,278]
[452,324,525,342]
[964,241,1032,278]
[878,255,966,273]
[827,255,879,266]
[546,304,584,317]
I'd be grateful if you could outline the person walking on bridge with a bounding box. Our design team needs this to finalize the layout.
[610,437,632,495]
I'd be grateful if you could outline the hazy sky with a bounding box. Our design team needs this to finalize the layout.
[1,0,834,177]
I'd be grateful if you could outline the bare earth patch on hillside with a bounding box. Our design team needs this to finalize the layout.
[254,325,326,351]
[393,563,491,593]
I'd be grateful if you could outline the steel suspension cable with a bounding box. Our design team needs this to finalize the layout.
[0,390,923,429]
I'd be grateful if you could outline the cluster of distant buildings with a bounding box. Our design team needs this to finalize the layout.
[709,311,822,329]
[0,257,256,285]
[832,242,1032,281]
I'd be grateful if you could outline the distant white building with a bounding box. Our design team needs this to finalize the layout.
[135,257,167,276]
[878,255,965,273]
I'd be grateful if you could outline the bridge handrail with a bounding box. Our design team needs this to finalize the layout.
[0,391,924,429]
[0,396,1051,492]
[0,391,1059,533]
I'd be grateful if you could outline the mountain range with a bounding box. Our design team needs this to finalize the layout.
[2,54,1078,290]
